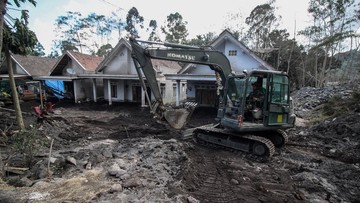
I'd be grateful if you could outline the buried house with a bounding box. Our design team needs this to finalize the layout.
[0,54,57,101]
[34,51,104,103]
[95,38,185,106]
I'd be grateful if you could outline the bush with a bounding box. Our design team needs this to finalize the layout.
[11,128,47,167]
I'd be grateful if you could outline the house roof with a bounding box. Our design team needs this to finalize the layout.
[179,29,274,74]
[211,30,274,70]
[96,38,182,74]
[0,54,58,76]
[50,51,103,75]
[151,59,182,72]
[96,38,131,72]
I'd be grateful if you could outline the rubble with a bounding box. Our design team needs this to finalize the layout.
[0,81,359,202]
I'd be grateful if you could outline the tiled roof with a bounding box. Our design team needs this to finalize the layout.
[12,54,58,76]
[68,51,103,71]
[151,59,182,72]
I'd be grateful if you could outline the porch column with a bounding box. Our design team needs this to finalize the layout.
[92,78,97,102]
[176,80,180,106]
[107,79,112,105]
[73,80,78,103]
[141,87,146,107]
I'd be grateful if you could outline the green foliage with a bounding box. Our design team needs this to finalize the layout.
[125,7,144,38]
[245,0,279,48]
[0,91,11,98]
[147,20,160,41]
[31,42,45,56]
[54,11,87,53]
[186,32,217,46]
[161,12,188,43]
[96,43,112,57]
[2,11,38,55]
[309,90,360,124]
[11,128,47,167]
[299,0,358,87]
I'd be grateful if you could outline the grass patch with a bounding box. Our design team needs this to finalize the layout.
[309,91,360,125]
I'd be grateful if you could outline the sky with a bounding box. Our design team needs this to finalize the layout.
[9,0,312,55]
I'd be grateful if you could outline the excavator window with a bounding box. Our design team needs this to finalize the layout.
[270,75,289,104]
[226,77,245,106]
[224,77,245,118]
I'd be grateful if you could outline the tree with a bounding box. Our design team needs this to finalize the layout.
[53,11,89,54]
[223,11,248,43]
[245,0,280,49]
[299,0,359,86]
[85,13,112,43]
[186,32,217,46]
[147,19,160,42]
[31,42,45,56]
[125,7,144,38]
[161,12,188,43]
[53,11,121,55]
[108,12,126,40]
[0,0,38,132]
[268,29,308,88]
[96,43,112,57]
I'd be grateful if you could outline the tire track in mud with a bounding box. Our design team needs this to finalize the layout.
[183,146,240,203]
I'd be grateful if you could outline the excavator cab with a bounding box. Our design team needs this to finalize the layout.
[220,70,295,132]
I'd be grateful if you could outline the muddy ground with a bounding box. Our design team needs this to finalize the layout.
[0,83,359,203]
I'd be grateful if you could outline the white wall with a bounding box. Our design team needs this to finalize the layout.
[73,79,94,102]
[103,46,138,75]
[14,64,27,75]
[62,60,85,76]
[223,41,262,71]
[104,79,134,102]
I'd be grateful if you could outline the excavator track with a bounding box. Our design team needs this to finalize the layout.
[193,125,275,162]
[256,129,289,148]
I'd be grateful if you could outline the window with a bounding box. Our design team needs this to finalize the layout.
[110,83,117,98]
[228,50,237,56]
[160,84,165,99]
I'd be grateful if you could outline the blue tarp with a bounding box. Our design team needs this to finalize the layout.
[44,80,65,99]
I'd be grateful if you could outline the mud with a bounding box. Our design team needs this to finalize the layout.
[0,87,359,203]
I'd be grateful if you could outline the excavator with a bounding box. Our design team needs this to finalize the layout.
[130,37,296,160]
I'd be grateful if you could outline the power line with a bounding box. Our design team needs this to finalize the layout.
[96,0,125,12]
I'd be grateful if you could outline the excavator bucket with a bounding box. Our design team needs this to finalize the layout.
[163,108,190,129]
[163,102,198,129]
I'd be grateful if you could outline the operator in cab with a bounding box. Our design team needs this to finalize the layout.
[245,81,265,120]
[247,81,265,104]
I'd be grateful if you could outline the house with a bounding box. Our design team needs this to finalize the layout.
[96,38,185,106]
[34,51,103,102]
[0,54,57,79]
[166,29,275,107]
[0,54,57,99]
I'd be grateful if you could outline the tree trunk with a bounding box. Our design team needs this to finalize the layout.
[0,0,6,52]
[0,0,6,179]
[314,49,318,87]
[5,46,25,130]
[320,46,330,87]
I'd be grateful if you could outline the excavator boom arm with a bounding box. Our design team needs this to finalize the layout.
[130,38,233,87]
